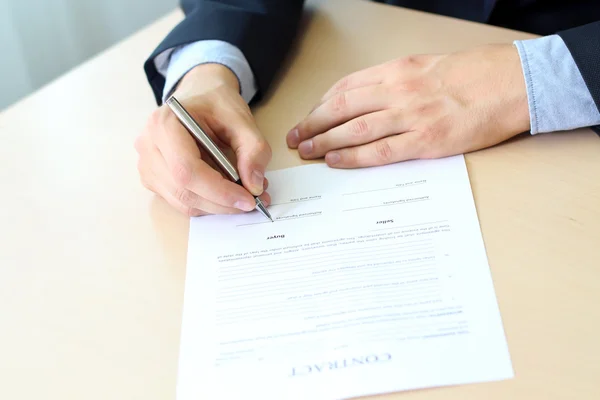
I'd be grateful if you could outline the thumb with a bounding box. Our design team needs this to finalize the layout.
[224,112,272,196]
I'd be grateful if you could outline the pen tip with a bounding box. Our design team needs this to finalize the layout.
[255,198,273,222]
[265,211,274,222]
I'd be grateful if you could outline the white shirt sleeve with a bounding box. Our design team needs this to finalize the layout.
[154,40,258,104]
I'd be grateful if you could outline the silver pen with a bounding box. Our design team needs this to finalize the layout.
[166,96,273,222]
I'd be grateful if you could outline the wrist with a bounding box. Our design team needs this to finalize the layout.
[174,63,240,99]
[505,44,531,134]
[487,44,531,136]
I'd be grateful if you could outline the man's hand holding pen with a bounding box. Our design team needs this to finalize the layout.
[135,63,271,217]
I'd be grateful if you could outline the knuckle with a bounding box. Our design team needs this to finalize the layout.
[254,138,272,158]
[414,103,431,116]
[148,108,164,129]
[392,78,425,94]
[375,140,394,163]
[349,117,370,138]
[346,149,357,165]
[170,160,193,187]
[209,174,237,204]
[412,100,440,117]
[431,117,450,137]
[227,99,251,120]
[421,126,440,146]
[237,102,253,119]
[333,77,350,93]
[310,136,325,154]
[331,92,348,113]
[394,55,422,69]
[424,112,450,139]
[336,148,355,166]
[418,119,449,158]
[175,186,196,207]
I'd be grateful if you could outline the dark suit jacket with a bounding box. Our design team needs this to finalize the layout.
[144,0,600,126]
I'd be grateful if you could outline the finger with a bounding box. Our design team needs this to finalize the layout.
[319,64,389,105]
[258,191,271,207]
[165,183,245,216]
[211,106,272,197]
[324,131,423,168]
[161,188,271,217]
[298,109,415,159]
[138,142,203,217]
[154,109,257,211]
[150,137,273,215]
[160,189,272,218]
[135,134,159,193]
[318,56,425,106]
[287,74,386,148]
[161,189,206,217]
[149,141,249,215]
[288,85,391,148]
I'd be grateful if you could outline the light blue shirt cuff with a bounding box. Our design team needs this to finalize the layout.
[514,35,600,134]
[154,40,258,104]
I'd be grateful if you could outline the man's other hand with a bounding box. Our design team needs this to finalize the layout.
[287,44,530,167]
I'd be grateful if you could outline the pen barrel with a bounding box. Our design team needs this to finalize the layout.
[166,97,240,182]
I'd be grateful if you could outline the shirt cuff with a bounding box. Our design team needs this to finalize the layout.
[514,35,600,134]
[154,40,258,104]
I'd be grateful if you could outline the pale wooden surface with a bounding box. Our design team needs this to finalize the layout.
[1,1,599,399]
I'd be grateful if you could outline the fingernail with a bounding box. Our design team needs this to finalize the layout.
[251,170,264,193]
[287,128,300,147]
[326,152,341,165]
[298,140,313,156]
[234,200,255,212]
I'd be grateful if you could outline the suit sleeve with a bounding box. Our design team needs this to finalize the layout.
[144,0,306,105]
[514,35,600,134]
[557,21,600,135]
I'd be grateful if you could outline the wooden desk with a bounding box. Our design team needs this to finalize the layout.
[1,1,599,399]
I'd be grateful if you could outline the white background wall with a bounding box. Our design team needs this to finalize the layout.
[0,0,178,110]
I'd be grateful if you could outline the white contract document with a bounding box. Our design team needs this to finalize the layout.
[177,155,513,400]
